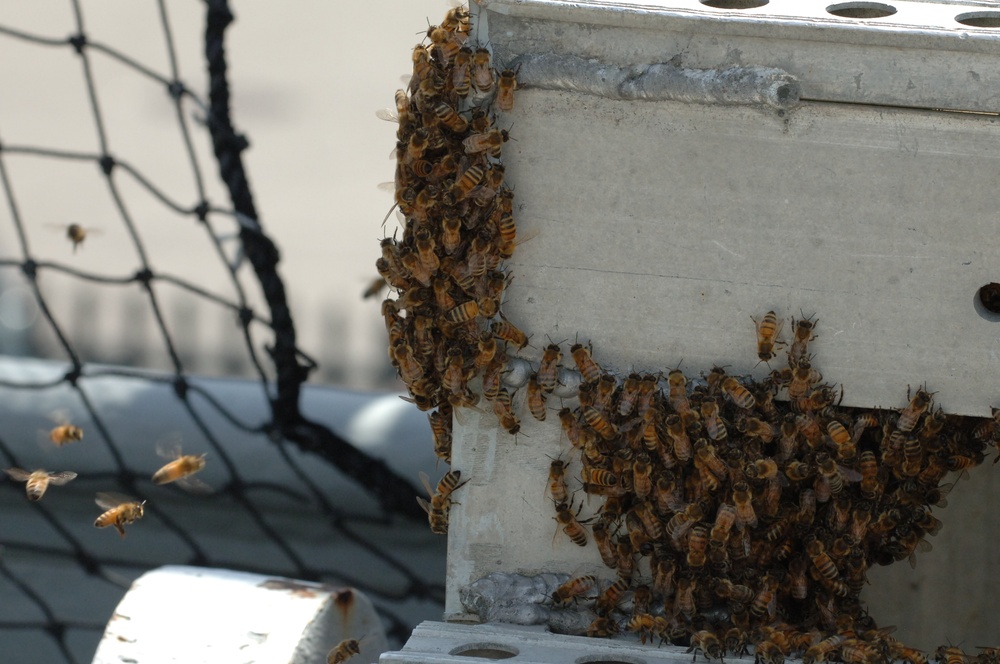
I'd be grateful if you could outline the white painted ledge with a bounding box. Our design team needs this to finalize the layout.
[91,565,388,664]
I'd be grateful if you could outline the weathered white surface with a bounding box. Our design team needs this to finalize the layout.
[381,621,691,664]
[91,565,387,664]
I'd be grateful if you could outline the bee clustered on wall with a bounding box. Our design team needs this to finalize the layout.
[377,5,521,534]
[538,312,1000,663]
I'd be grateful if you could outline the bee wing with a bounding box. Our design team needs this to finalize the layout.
[375,108,399,123]
[415,495,432,516]
[4,467,31,482]
[839,465,863,482]
[155,437,183,460]
[47,408,71,425]
[96,491,136,510]
[46,471,78,486]
[176,475,213,495]
[418,471,434,498]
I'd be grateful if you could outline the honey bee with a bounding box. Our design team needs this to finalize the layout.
[787,359,822,400]
[491,388,521,435]
[392,342,425,385]
[429,408,453,465]
[626,613,657,644]
[536,343,562,393]
[581,466,618,489]
[631,452,653,500]
[463,128,509,156]
[686,525,709,568]
[741,416,776,443]
[754,640,786,664]
[586,617,617,638]
[550,574,597,606]
[152,445,208,490]
[666,368,693,415]
[732,481,758,528]
[788,314,817,367]
[802,635,846,664]
[554,501,588,546]
[94,492,146,538]
[710,503,738,546]
[815,452,861,495]
[452,46,473,98]
[594,577,629,616]
[472,48,494,93]
[688,630,724,661]
[666,502,703,545]
[496,67,518,112]
[592,520,619,568]
[582,405,618,441]
[827,420,856,460]
[694,440,728,480]
[898,385,934,433]
[4,468,77,501]
[700,398,727,441]
[481,355,506,401]
[47,222,101,252]
[571,340,602,384]
[49,423,84,446]
[752,310,784,363]
[431,99,469,134]
[417,470,467,535]
[547,457,569,504]
[491,315,529,350]
[664,414,694,462]
[451,160,486,199]
[721,375,756,410]
[744,458,779,481]
[526,373,547,421]
[326,639,361,664]
[674,575,697,619]
[749,573,778,619]
[445,300,479,327]
[805,536,840,580]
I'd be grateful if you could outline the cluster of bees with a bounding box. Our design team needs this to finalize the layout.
[377,4,1000,663]
[374,4,523,537]
[537,312,1000,663]
[3,422,208,537]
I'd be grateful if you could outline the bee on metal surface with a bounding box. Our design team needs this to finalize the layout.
[392,342,425,385]
[749,573,778,620]
[491,315,529,350]
[94,492,146,538]
[491,388,521,435]
[700,398,727,441]
[550,574,597,606]
[674,575,697,619]
[571,340,602,384]
[632,452,653,499]
[688,630,724,661]
[536,342,562,393]
[815,452,861,495]
[471,47,494,93]
[581,466,618,489]
[787,358,822,401]
[429,408,453,465]
[554,500,589,546]
[827,420,856,461]
[593,578,629,616]
[617,373,642,417]
[752,310,783,363]
[586,617,617,638]
[666,368,693,416]
[451,160,486,199]
[666,502,703,544]
[496,67,518,112]
[788,314,817,367]
[592,520,619,568]
[417,470,467,535]
[802,635,846,664]
[326,639,361,664]
[547,457,569,505]
[49,423,84,447]
[4,468,77,501]
[152,445,208,491]
[694,440,728,481]
[526,373,547,421]
[898,385,934,433]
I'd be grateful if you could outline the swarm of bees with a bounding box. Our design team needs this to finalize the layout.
[380,5,1000,662]
[3,421,209,538]
[373,4,522,534]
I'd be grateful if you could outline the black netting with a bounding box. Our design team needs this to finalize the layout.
[0,2,443,662]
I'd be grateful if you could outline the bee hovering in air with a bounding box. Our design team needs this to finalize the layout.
[3,468,77,501]
[152,445,210,493]
[94,492,146,538]
[47,222,101,252]
[48,422,84,447]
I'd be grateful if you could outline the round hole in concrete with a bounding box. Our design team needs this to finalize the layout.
[450,643,519,659]
[700,0,769,9]
[827,2,897,18]
[956,11,1000,28]
[975,283,1000,321]
[576,656,647,664]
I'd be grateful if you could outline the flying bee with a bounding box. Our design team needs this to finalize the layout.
[571,340,602,384]
[898,385,934,433]
[752,310,784,363]
[152,445,209,492]
[472,47,494,93]
[49,423,84,446]
[496,67,518,112]
[463,128,510,157]
[4,468,77,501]
[47,222,101,252]
[326,638,361,664]
[417,470,468,535]
[94,492,146,538]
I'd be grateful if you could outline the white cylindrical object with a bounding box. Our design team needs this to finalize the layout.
[92,565,388,664]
